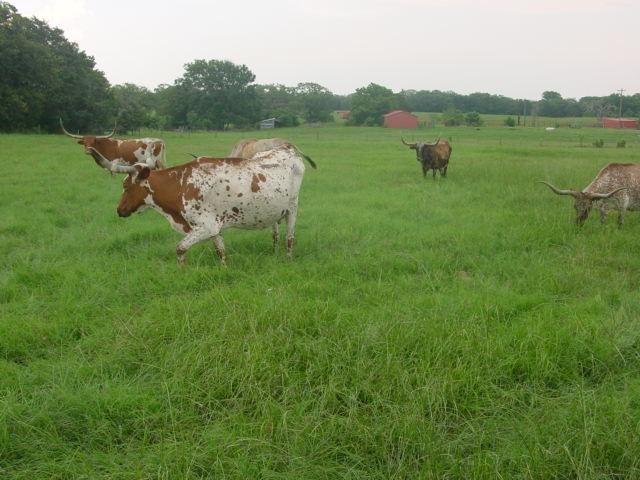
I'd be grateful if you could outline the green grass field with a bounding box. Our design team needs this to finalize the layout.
[2,125,640,478]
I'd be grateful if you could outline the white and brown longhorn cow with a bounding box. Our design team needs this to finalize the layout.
[229,138,289,158]
[539,163,640,226]
[93,145,315,265]
[227,138,317,168]
[60,118,166,171]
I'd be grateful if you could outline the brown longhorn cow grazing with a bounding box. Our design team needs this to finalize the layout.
[539,163,640,226]
[92,144,315,265]
[401,137,452,179]
[60,118,166,171]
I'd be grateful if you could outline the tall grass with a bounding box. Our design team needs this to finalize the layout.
[1,125,640,478]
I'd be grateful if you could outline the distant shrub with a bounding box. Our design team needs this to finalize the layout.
[442,107,464,126]
[593,139,604,148]
[504,116,516,127]
[617,140,626,148]
[464,111,483,127]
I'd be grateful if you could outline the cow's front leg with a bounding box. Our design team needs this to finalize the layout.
[432,168,437,179]
[599,205,609,224]
[176,229,217,265]
[421,164,428,178]
[618,208,626,227]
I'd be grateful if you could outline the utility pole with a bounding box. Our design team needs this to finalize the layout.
[618,88,625,127]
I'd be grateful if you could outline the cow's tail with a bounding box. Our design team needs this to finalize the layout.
[290,144,317,169]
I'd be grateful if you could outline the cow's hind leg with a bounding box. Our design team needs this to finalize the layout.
[618,208,626,227]
[213,235,226,266]
[272,222,279,254]
[432,168,437,179]
[285,207,298,258]
[442,165,448,177]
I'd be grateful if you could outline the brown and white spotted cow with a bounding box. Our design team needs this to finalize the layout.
[93,145,315,265]
[60,118,166,171]
[539,163,640,226]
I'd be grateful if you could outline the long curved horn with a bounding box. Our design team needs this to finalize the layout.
[538,181,579,197]
[401,137,416,147]
[97,121,117,139]
[59,118,83,139]
[588,187,627,199]
[424,137,440,146]
[88,146,137,174]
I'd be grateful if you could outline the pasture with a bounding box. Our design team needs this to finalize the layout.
[2,125,640,478]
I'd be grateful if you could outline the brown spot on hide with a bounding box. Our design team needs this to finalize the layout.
[258,173,267,182]
[232,207,240,214]
[237,193,243,197]
[251,174,261,193]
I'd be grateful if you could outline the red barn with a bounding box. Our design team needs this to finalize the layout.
[384,110,419,129]
[602,117,638,129]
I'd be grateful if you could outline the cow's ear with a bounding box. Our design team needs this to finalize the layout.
[135,165,151,182]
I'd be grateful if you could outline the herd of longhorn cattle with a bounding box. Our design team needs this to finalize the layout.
[61,119,639,265]
[61,119,316,265]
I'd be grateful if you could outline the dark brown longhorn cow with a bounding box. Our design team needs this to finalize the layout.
[60,118,166,171]
[401,137,452,179]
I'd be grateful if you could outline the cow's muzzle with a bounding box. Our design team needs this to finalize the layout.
[117,208,131,218]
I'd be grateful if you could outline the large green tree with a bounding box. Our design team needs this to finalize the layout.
[111,83,153,133]
[173,59,259,130]
[347,83,407,126]
[295,82,334,123]
[0,2,113,132]
[256,84,300,126]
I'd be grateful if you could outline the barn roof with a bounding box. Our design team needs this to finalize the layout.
[384,110,417,118]
[604,117,637,122]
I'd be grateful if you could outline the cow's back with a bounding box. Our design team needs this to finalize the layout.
[229,138,289,159]
[586,163,640,210]
[184,146,305,230]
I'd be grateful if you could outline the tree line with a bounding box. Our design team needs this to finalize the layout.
[1,2,638,134]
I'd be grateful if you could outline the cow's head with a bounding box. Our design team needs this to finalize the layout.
[60,118,116,154]
[401,137,420,151]
[117,165,151,217]
[84,146,151,217]
[401,137,439,158]
[539,181,627,226]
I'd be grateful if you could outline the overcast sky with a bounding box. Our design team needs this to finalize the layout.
[14,0,640,100]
